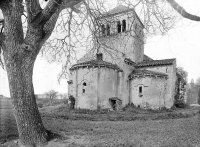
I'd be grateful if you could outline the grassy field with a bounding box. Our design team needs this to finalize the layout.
[1,98,200,147]
[0,98,18,144]
[43,115,200,147]
[0,98,65,144]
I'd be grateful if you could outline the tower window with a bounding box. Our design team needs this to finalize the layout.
[122,20,126,32]
[106,24,110,35]
[83,82,87,86]
[117,21,121,33]
[101,24,105,35]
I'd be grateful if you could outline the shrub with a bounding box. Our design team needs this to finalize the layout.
[62,99,68,104]
[174,101,188,108]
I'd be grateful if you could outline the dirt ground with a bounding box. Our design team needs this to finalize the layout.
[1,98,200,147]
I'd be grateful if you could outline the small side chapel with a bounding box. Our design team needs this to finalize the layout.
[68,5,185,110]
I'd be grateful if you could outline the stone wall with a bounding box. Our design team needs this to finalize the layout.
[68,67,121,109]
[130,76,167,109]
[68,68,98,109]
[97,68,120,109]
[137,63,176,108]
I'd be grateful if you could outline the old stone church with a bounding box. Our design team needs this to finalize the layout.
[68,5,186,110]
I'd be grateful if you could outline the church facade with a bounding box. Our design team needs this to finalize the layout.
[68,5,184,110]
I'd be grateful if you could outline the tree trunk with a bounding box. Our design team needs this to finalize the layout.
[4,46,49,147]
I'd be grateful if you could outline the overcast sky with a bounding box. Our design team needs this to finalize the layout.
[1,0,200,97]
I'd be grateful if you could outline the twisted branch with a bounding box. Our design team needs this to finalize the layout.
[166,0,200,21]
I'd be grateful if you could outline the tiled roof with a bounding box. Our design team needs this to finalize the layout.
[107,5,130,15]
[129,69,168,79]
[124,58,136,66]
[143,54,154,61]
[98,5,144,28]
[135,58,175,67]
[69,59,123,72]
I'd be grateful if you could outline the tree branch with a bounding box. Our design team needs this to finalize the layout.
[40,8,62,44]
[25,0,42,23]
[31,0,82,27]
[31,0,62,27]
[0,19,5,69]
[166,0,200,21]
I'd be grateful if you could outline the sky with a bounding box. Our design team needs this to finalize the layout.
[0,0,200,97]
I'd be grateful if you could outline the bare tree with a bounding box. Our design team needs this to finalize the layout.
[45,90,58,105]
[0,0,83,146]
[0,0,200,146]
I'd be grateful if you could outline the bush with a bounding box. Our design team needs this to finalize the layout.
[62,99,68,104]
[174,101,188,108]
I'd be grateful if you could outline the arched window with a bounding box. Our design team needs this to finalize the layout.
[122,20,126,32]
[117,21,121,33]
[106,24,110,35]
[83,82,87,94]
[101,24,105,35]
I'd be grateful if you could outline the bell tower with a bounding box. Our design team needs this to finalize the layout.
[96,5,144,64]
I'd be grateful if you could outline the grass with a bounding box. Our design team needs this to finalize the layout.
[0,98,18,144]
[1,98,200,146]
[43,115,200,147]
[40,103,199,121]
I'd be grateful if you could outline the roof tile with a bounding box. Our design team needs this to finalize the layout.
[129,69,168,79]
[107,5,130,15]
[69,60,123,72]
[135,58,175,67]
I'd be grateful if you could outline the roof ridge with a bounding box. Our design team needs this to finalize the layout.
[136,58,176,67]
[141,58,176,62]
[129,69,168,80]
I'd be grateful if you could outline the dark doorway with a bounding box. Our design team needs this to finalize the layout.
[69,95,75,110]
[117,21,121,33]
[110,99,117,110]
[122,20,126,32]
[109,97,122,111]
